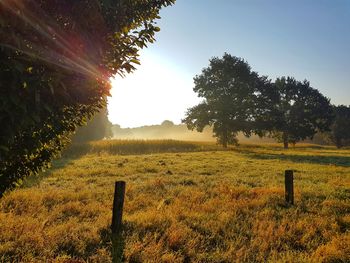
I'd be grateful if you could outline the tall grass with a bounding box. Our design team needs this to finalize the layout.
[63,139,220,157]
[0,141,349,262]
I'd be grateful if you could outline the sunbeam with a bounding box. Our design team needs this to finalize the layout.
[0,0,105,79]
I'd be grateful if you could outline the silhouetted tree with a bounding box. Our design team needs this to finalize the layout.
[183,53,264,147]
[71,107,113,143]
[161,120,175,127]
[328,105,350,148]
[265,77,333,148]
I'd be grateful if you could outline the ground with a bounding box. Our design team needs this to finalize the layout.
[0,140,349,262]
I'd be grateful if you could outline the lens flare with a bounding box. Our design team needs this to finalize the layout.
[0,0,106,80]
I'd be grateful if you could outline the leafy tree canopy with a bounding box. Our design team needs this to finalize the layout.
[328,105,350,148]
[183,54,334,149]
[265,77,334,148]
[183,53,265,147]
[0,0,174,195]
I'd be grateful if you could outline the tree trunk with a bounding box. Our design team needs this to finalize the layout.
[283,132,289,149]
[222,129,228,148]
[335,137,342,149]
[222,137,228,148]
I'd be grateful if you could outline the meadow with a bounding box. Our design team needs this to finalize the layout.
[0,140,349,262]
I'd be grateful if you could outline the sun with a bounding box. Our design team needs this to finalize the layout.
[107,51,199,128]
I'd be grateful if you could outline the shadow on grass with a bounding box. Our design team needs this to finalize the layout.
[99,222,128,263]
[98,225,126,263]
[111,232,125,263]
[21,150,86,189]
[232,148,350,167]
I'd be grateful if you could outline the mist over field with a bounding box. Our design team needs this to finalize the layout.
[111,121,276,143]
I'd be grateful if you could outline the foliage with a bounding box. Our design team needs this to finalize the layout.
[71,107,113,143]
[328,105,350,148]
[301,131,332,146]
[263,77,334,148]
[183,54,335,149]
[0,0,174,195]
[0,141,349,262]
[183,53,264,147]
[161,120,175,127]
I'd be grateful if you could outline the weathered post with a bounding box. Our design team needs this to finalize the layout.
[112,181,126,235]
[285,170,294,205]
[111,181,126,263]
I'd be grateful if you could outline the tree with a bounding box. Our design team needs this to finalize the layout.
[71,107,113,143]
[264,77,334,149]
[0,0,174,195]
[182,53,264,147]
[328,105,350,148]
[161,120,175,127]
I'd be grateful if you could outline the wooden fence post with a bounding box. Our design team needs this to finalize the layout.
[285,170,294,205]
[112,181,126,235]
[111,181,126,263]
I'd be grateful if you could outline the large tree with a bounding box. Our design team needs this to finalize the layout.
[328,105,350,148]
[265,77,333,148]
[0,0,174,195]
[182,53,264,147]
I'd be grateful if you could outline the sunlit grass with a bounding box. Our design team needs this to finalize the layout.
[0,140,349,262]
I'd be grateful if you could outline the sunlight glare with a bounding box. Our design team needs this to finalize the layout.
[108,51,200,128]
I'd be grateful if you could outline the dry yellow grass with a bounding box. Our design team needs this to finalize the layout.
[0,141,349,262]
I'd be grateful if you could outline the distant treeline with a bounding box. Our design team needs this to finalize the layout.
[111,120,215,141]
[111,120,279,144]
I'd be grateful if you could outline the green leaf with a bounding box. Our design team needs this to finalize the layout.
[130,59,140,65]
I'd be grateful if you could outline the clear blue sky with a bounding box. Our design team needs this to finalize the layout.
[108,0,350,127]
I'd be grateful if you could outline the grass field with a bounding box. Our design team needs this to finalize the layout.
[0,140,349,262]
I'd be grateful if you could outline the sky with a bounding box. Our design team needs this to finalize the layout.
[108,0,350,128]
